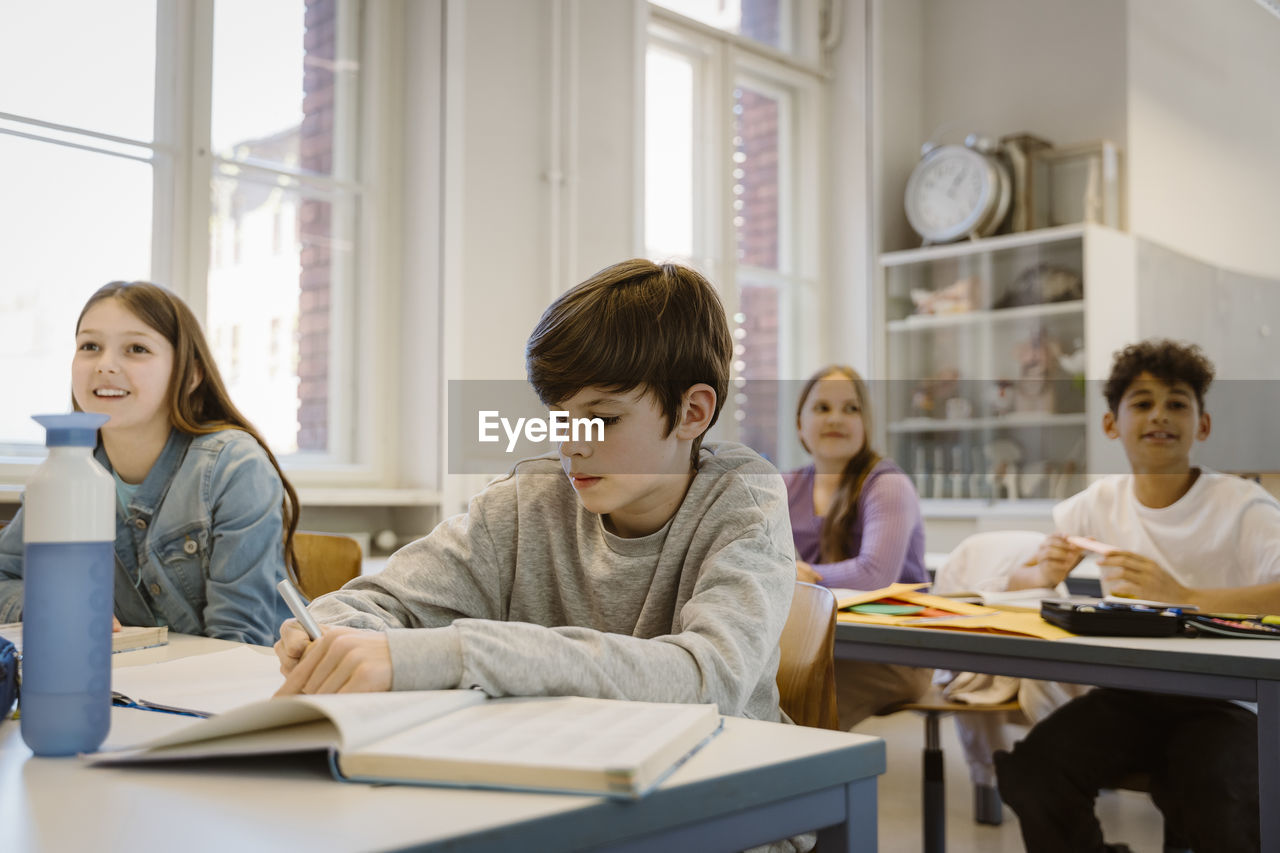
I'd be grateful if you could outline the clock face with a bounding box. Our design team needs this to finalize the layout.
[904,145,1005,243]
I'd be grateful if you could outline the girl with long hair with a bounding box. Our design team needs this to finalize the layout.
[786,365,930,727]
[0,281,298,645]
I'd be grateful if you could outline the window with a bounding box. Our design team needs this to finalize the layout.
[649,0,803,56]
[645,4,823,465]
[0,1,158,453]
[207,0,362,458]
[1,0,391,479]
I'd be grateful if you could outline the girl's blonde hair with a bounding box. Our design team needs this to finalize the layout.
[76,281,299,578]
[795,365,881,564]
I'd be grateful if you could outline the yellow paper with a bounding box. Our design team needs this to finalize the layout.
[834,583,996,616]
[833,583,1076,639]
[901,610,1076,640]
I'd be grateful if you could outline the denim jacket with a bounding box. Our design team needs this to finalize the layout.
[0,428,290,646]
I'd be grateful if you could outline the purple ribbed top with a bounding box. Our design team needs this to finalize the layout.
[784,459,927,590]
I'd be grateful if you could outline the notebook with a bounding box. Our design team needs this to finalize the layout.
[91,690,722,799]
[0,622,169,655]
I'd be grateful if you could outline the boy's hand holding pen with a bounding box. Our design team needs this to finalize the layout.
[273,579,393,695]
[275,579,323,677]
[277,579,322,641]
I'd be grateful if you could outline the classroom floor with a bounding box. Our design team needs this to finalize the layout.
[856,710,1168,852]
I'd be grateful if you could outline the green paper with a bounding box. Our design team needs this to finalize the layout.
[847,603,924,616]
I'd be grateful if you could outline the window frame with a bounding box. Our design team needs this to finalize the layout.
[0,0,403,489]
[644,3,825,467]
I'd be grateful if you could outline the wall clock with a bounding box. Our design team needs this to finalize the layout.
[904,135,1011,245]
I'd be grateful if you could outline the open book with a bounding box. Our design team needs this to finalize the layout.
[0,622,168,655]
[92,690,723,799]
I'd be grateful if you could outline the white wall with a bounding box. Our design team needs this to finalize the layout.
[866,0,1129,256]
[826,0,873,373]
[441,0,640,386]
[450,0,557,382]
[869,0,925,256]
[921,0,1128,157]
[430,0,641,508]
[1127,0,1280,279]
[397,0,444,490]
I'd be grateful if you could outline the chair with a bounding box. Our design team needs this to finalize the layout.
[878,686,1023,853]
[777,581,840,729]
[293,531,363,600]
[877,530,1045,852]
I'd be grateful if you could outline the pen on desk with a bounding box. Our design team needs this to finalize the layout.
[111,691,211,718]
[277,579,323,641]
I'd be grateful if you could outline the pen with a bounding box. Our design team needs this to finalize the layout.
[111,691,211,718]
[277,579,323,641]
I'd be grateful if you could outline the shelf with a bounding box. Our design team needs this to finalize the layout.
[879,223,1090,267]
[919,498,1057,520]
[888,412,1088,434]
[887,300,1084,332]
[296,487,442,507]
[0,484,443,508]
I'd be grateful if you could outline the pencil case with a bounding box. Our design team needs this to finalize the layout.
[0,636,17,715]
[1040,599,1186,637]
[1186,613,1280,639]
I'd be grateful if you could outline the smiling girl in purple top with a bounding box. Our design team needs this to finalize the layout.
[785,365,930,728]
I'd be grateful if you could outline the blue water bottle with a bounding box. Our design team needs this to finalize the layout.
[21,413,114,756]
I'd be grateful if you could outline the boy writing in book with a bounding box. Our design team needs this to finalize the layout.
[274,260,796,725]
[997,339,1280,853]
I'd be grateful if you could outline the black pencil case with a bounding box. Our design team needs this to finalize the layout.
[1186,613,1280,639]
[1040,599,1187,637]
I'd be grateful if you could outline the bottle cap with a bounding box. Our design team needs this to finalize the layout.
[32,413,110,447]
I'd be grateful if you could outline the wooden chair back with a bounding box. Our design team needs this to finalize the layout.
[776,581,840,729]
[293,531,363,600]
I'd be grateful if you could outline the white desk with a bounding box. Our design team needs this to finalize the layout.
[835,621,1280,850]
[2,636,885,853]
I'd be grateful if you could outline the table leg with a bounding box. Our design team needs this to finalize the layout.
[1258,679,1280,852]
[815,776,878,853]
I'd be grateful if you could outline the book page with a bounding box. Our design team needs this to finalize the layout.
[96,690,489,759]
[360,696,717,770]
[295,690,487,750]
[110,646,285,715]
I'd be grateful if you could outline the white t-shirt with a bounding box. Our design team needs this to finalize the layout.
[1054,469,1280,591]
[1054,470,1280,714]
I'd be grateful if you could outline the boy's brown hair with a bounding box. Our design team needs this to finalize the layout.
[1103,339,1216,414]
[526,259,732,466]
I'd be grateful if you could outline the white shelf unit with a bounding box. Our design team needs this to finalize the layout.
[876,224,1137,511]
[295,487,443,508]
[887,300,1084,333]
[880,224,1090,267]
[888,412,1088,434]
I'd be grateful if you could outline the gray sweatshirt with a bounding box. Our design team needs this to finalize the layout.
[310,441,796,722]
